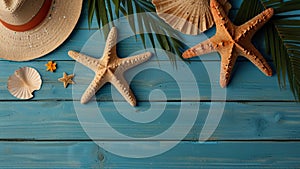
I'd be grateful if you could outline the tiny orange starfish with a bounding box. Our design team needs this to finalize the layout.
[183,0,274,88]
[45,61,57,72]
[58,72,75,88]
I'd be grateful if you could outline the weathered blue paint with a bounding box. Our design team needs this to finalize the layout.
[0,141,299,168]
[0,102,299,140]
[0,61,294,101]
[0,0,299,168]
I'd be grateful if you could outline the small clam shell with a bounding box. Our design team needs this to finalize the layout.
[7,67,42,99]
[152,0,232,35]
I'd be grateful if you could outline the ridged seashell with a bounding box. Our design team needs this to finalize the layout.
[7,67,42,99]
[152,0,232,35]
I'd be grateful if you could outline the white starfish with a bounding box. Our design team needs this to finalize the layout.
[68,27,152,106]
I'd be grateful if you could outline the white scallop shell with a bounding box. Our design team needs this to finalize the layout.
[7,67,42,99]
[152,0,232,35]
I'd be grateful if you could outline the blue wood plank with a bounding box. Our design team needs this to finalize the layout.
[0,0,259,63]
[0,0,264,64]
[0,141,299,168]
[0,0,298,168]
[0,1,248,62]
[0,101,299,140]
[0,61,294,101]
[0,141,100,168]
[100,141,300,168]
[28,19,271,62]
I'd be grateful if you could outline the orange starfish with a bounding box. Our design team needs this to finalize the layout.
[45,61,57,72]
[183,0,274,88]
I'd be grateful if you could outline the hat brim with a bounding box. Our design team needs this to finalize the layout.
[0,0,83,61]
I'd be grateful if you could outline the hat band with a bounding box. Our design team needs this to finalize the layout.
[0,0,52,32]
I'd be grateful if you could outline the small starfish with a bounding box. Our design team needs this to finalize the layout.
[68,27,152,106]
[183,0,274,88]
[45,61,57,72]
[58,72,75,88]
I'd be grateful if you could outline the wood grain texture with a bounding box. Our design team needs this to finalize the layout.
[0,142,100,168]
[0,61,294,101]
[0,101,299,140]
[0,141,299,168]
[27,24,271,61]
[0,0,299,168]
[0,5,266,62]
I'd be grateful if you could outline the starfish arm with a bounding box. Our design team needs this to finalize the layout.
[118,52,152,71]
[101,27,118,66]
[69,80,75,85]
[239,43,273,76]
[219,54,238,88]
[64,80,75,88]
[182,37,217,59]
[68,51,100,72]
[58,78,66,86]
[67,76,75,86]
[110,73,137,107]
[210,0,235,36]
[218,44,238,88]
[58,73,67,82]
[236,8,274,40]
[81,70,108,104]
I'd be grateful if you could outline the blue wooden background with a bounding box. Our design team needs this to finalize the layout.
[0,0,300,168]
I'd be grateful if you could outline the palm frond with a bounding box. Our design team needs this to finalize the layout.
[235,0,300,101]
[87,0,186,64]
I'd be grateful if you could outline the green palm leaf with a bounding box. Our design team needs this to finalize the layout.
[87,0,186,64]
[235,0,300,101]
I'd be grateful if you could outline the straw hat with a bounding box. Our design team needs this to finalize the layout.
[0,0,83,61]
